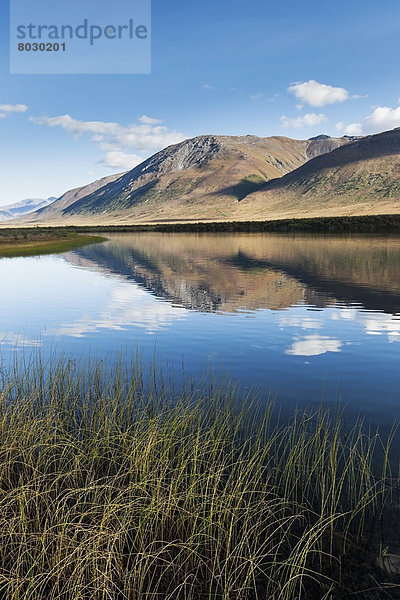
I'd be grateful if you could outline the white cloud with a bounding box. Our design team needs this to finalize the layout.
[100,151,143,170]
[364,106,400,133]
[31,114,120,136]
[0,103,28,113]
[30,113,187,171]
[337,105,400,136]
[341,122,363,136]
[280,112,326,129]
[266,94,279,102]
[203,83,214,90]
[139,115,163,125]
[251,93,264,100]
[286,334,342,356]
[0,103,28,119]
[288,80,349,107]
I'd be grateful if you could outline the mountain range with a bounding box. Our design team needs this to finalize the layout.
[0,197,56,222]
[13,128,400,225]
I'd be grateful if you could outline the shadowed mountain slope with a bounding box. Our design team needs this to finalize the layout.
[245,128,400,219]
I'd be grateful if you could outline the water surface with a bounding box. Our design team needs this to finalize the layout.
[1,232,399,425]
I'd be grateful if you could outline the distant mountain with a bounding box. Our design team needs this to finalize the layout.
[0,197,56,222]
[20,134,350,225]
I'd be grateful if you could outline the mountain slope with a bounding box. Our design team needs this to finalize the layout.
[28,172,126,221]
[20,134,350,225]
[245,128,400,219]
[0,197,56,222]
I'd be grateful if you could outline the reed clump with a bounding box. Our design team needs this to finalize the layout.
[0,355,398,599]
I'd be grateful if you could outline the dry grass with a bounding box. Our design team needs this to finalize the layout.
[0,355,398,599]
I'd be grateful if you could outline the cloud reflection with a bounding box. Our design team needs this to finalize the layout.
[278,314,322,330]
[46,285,187,339]
[331,309,400,342]
[286,334,342,356]
[0,332,42,349]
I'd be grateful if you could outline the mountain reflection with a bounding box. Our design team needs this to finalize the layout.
[65,233,400,315]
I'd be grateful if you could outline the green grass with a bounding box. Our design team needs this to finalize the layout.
[227,175,267,202]
[0,355,398,599]
[0,229,107,258]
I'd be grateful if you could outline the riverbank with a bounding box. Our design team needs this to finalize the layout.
[4,213,400,235]
[0,355,398,599]
[83,213,400,233]
[0,228,107,257]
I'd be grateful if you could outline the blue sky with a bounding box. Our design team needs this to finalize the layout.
[1,0,400,205]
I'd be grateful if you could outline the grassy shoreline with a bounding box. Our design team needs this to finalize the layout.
[0,355,398,599]
[0,229,107,258]
[3,213,400,235]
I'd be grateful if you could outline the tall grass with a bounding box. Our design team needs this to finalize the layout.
[0,355,398,599]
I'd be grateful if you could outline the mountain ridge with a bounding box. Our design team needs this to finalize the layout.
[18,133,353,225]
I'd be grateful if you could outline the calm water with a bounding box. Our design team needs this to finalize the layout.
[1,232,399,425]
